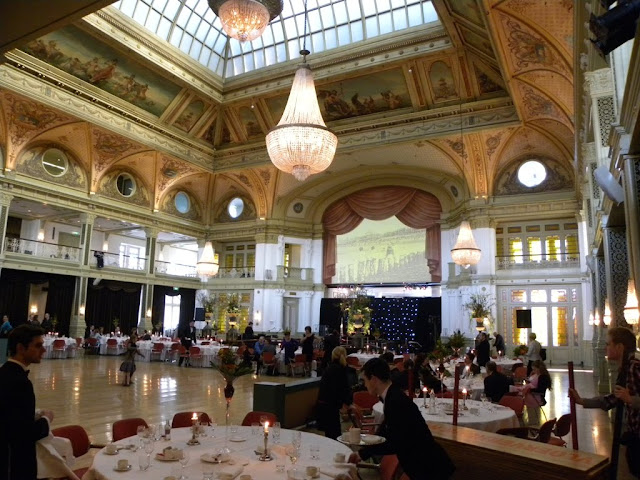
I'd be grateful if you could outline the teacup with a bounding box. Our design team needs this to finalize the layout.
[117,459,129,470]
[349,428,361,444]
[306,466,319,477]
[239,475,252,480]
[334,453,346,463]
[105,443,118,455]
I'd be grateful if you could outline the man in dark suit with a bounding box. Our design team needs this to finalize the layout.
[178,321,197,366]
[483,360,513,403]
[0,324,53,480]
[349,358,455,480]
[493,331,505,355]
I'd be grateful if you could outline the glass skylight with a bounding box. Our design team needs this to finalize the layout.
[111,0,438,78]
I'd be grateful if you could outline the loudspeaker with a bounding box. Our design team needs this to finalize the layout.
[194,307,205,322]
[516,309,532,329]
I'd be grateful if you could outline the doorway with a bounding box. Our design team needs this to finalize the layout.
[283,297,299,333]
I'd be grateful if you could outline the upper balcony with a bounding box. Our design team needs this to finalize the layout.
[496,252,580,270]
[4,237,81,263]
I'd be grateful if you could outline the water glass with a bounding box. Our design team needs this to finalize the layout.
[251,422,260,436]
[230,424,238,434]
[143,439,154,455]
[309,444,319,460]
[137,453,150,471]
[275,460,286,473]
[210,422,217,438]
[202,467,214,480]
[291,431,302,449]
[272,422,281,443]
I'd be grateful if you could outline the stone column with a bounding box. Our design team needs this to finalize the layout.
[139,283,154,333]
[68,276,88,339]
[623,155,640,299]
[590,270,600,377]
[79,213,96,267]
[0,192,13,256]
[144,227,158,276]
[595,256,609,394]
[603,227,629,327]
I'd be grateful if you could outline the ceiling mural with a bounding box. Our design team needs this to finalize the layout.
[20,25,183,116]
[173,98,208,133]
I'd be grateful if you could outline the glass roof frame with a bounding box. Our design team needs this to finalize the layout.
[112,0,439,78]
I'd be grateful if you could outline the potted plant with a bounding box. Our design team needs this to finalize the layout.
[197,291,217,319]
[463,294,494,331]
[513,345,528,357]
[226,294,240,321]
[446,330,466,357]
[342,293,372,334]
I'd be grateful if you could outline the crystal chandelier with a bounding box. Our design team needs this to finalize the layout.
[265,2,337,181]
[624,279,639,325]
[196,241,219,280]
[603,301,612,326]
[451,221,481,269]
[208,0,283,43]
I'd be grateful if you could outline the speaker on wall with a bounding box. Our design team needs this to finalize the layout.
[516,309,532,329]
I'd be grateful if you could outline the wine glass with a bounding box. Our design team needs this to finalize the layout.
[292,431,302,449]
[480,393,488,408]
[286,445,299,472]
[178,451,189,480]
[210,422,217,438]
[136,425,146,450]
[143,439,154,456]
[272,422,281,444]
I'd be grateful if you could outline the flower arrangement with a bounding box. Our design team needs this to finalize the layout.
[463,294,494,319]
[428,339,449,362]
[226,294,240,315]
[50,315,58,332]
[212,348,253,383]
[341,291,373,334]
[513,345,528,357]
[446,330,466,352]
[197,291,217,313]
[112,317,120,330]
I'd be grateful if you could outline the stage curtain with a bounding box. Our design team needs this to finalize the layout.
[322,187,442,284]
[44,274,75,336]
[86,280,141,334]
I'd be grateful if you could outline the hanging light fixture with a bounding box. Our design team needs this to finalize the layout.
[624,279,639,325]
[603,301,612,326]
[265,1,338,181]
[451,221,481,269]
[208,0,283,43]
[196,241,219,280]
[593,309,601,326]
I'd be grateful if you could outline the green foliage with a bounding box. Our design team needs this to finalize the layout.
[226,294,240,314]
[212,348,253,382]
[428,339,449,361]
[513,345,528,357]
[463,294,494,318]
[446,330,466,350]
[197,291,217,313]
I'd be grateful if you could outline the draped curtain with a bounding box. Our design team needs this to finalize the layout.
[322,187,442,284]
[152,286,196,335]
[44,275,75,336]
[86,280,142,334]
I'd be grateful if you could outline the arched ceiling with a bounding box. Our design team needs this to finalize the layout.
[0,0,574,228]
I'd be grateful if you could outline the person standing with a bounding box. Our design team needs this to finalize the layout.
[301,326,315,376]
[244,322,254,339]
[476,332,490,367]
[570,327,640,478]
[493,331,505,356]
[0,315,12,338]
[526,332,542,376]
[0,324,54,480]
[178,321,196,367]
[316,347,352,439]
[349,358,455,480]
[119,333,144,386]
[322,329,340,372]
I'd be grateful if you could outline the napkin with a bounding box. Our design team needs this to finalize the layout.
[319,463,357,479]
[216,465,243,479]
[36,435,79,480]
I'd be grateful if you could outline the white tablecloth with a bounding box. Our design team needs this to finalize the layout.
[347,353,403,364]
[83,426,354,480]
[99,337,129,355]
[37,434,78,479]
[43,337,77,359]
[372,398,518,433]
[136,340,178,362]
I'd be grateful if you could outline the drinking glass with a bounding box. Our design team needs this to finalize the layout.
[143,439,154,455]
[179,451,190,480]
[136,425,146,450]
[309,444,319,460]
[292,431,302,449]
[272,422,281,443]
[137,453,150,471]
[210,422,217,438]
[202,467,214,480]
[480,393,488,407]
[230,424,238,435]
[251,422,260,436]
[286,445,299,472]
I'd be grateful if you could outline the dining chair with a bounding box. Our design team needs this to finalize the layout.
[348,406,380,435]
[292,354,306,376]
[261,351,277,375]
[241,411,277,427]
[189,346,203,367]
[51,424,104,478]
[495,418,556,443]
[379,455,400,480]
[346,356,362,372]
[52,339,67,359]
[168,342,180,363]
[112,417,148,441]
[499,394,525,421]
[106,338,119,355]
[513,366,527,382]
[353,391,379,414]
[548,413,571,446]
[149,342,164,361]
[172,411,212,428]
[86,337,99,355]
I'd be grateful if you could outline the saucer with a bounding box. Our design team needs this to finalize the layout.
[103,450,118,456]
[200,453,230,463]
[113,464,131,472]
[229,436,246,442]
[155,453,180,462]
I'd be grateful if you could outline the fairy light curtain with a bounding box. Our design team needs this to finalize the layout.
[322,186,442,285]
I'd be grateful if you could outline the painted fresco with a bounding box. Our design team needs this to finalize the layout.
[237,106,263,138]
[429,61,458,102]
[174,98,206,132]
[449,0,484,28]
[266,69,410,123]
[21,25,181,117]
[459,25,495,59]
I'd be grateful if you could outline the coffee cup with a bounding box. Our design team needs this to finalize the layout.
[469,407,479,415]
[334,452,346,463]
[117,459,129,470]
[105,444,118,454]
[306,466,319,477]
[239,475,252,480]
[349,428,361,444]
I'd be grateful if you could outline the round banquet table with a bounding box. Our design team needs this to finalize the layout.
[83,426,355,480]
[347,353,403,364]
[372,398,518,433]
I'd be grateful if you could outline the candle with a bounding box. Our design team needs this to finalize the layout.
[191,412,198,424]
[498,350,502,357]
[264,421,269,433]
[422,387,428,407]
[462,388,467,409]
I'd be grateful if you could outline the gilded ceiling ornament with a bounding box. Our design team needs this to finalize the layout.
[8,97,68,145]
[522,86,559,118]
[504,18,568,73]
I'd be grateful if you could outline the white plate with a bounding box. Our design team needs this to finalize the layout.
[103,450,118,456]
[155,453,180,462]
[229,436,246,442]
[337,434,385,446]
[200,453,230,464]
[113,464,131,472]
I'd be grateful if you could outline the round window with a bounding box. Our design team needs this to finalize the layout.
[517,160,546,187]
[175,191,190,213]
[42,148,68,177]
[116,173,136,197]
[228,197,244,219]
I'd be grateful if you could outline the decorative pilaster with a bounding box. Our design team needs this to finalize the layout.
[139,283,154,332]
[144,227,158,275]
[68,276,88,339]
[595,256,609,393]
[603,227,629,327]
[0,192,13,256]
[584,68,616,156]
[79,213,96,267]
[590,271,600,377]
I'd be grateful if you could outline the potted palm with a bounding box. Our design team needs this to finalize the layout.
[446,330,466,357]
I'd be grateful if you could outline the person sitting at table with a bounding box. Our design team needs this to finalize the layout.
[394,359,419,393]
[281,331,298,376]
[317,346,353,439]
[528,360,551,406]
[0,314,13,338]
[349,358,455,480]
[140,330,151,341]
[483,360,512,403]
[414,354,445,393]
[476,332,490,367]
[461,353,480,378]
[253,335,266,375]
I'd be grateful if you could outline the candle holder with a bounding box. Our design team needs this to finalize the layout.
[187,421,200,446]
[258,431,272,461]
[462,391,468,410]
[422,388,427,408]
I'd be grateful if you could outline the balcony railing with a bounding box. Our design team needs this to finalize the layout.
[4,237,80,262]
[216,266,255,279]
[496,252,580,270]
[94,250,146,271]
[154,260,197,278]
[277,266,313,281]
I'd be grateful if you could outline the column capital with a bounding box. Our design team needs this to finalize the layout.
[0,191,13,206]
[585,68,614,97]
[80,213,96,224]
[144,227,159,238]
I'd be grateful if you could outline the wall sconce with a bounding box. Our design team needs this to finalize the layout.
[79,305,86,316]
[624,279,639,326]
[603,301,612,326]
[37,229,45,241]
[254,310,261,325]
[102,241,109,252]
[588,312,594,326]
[593,310,601,326]
[30,305,38,314]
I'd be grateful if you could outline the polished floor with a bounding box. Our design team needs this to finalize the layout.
[29,354,632,478]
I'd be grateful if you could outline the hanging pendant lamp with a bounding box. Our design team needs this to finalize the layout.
[208,0,283,43]
[196,241,219,280]
[624,279,639,325]
[265,1,337,181]
[451,221,481,269]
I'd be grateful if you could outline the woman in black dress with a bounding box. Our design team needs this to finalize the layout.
[301,326,315,376]
[316,346,352,439]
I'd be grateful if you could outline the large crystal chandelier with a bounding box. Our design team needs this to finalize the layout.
[196,241,219,280]
[625,279,639,325]
[208,0,283,43]
[265,2,337,181]
[451,221,481,269]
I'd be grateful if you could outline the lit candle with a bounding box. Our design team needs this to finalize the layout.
[498,350,502,357]
[422,387,428,407]
[191,412,198,424]
[264,421,269,433]
[465,366,470,377]
[462,388,467,409]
